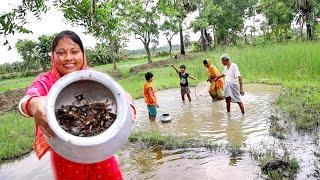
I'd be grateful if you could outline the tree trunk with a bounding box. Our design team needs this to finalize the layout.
[213,27,217,47]
[168,40,173,61]
[145,43,152,63]
[300,22,304,40]
[306,23,312,40]
[109,43,116,70]
[200,29,208,51]
[204,29,212,48]
[179,22,185,55]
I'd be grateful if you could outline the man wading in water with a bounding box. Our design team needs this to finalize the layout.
[214,54,245,114]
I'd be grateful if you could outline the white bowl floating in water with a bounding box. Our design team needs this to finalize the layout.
[160,113,172,122]
[46,70,132,164]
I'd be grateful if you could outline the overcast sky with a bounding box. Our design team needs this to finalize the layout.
[0,0,202,65]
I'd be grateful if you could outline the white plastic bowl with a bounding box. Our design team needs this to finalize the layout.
[160,113,172,123]
[46,70,132,164]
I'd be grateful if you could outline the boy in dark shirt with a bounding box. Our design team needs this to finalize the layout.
[171,64,197,102]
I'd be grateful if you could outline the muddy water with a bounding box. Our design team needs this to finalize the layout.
[1,84,317,179]
[133,83,282,146]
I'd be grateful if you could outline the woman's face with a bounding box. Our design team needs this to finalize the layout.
[53,37,84,76]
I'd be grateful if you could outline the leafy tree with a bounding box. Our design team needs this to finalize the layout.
[161,20,179,60]
[190,16,210,50]
[86,43,115,66]
[184,33,192,48]
[57,0,129,70]
[158,1,180,60]
[294,0,320,40]
[159,0,197,55]
[127,0,159,63]
[15,34,54,72]
[15,39,38,70]
[0,0,48,48]
[36,35,53,71]
[193,0,255,46]
[190,0,211,51]
[199,0,222,46]
[258,0,295,42]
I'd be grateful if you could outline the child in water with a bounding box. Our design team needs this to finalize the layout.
[144,72,159,120]
[171,64,197,102]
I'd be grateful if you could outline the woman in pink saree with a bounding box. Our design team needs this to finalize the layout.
[18,30,136,180]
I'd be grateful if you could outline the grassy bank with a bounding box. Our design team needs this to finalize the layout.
[0,41,319,161]
[0,112,34,163]
[251,148,300,179]
[129,131,221,150]
[277,83,320,129]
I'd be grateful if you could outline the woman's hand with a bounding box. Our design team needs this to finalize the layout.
[30,96,55,138]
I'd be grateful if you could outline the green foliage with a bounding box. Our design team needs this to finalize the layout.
[191,41,202,52]
[0,76,34,93]
[0,62,26,74]
[58,0,130,69]
[129,131,221,150]
[86,43,116,66]
[0,112,34,163]
[127,0,160,63]
[15,34,54,72]
[257,0,295,41]
[277,83,320,129]
[36,34,54,71]
[197,0,256,45]
[252,148,300,179]
[0,0,48,48]
[190,17,209,33]
[15,39,39,70]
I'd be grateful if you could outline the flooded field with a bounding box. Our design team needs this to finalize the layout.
[1,84,319,179]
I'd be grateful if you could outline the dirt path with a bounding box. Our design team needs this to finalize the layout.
[0,88,27,114]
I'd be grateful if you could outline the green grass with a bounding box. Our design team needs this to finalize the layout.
[277,82,320,130]
[129,131,221,150]
[0,112,34,164]
[250,146,300,179]
[254,149,299,179]
[94,55,170,78]
[0,76,34,93]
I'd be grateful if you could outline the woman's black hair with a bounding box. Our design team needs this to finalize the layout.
[145,72,153,81]
[51,30,84,53]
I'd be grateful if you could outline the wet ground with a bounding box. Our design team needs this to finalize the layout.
[0,84,319,179]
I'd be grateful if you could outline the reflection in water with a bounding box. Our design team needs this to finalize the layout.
[226,114,244,147]
[149,120,160,132]
[154,148,164,161]
[226,114,245,166]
